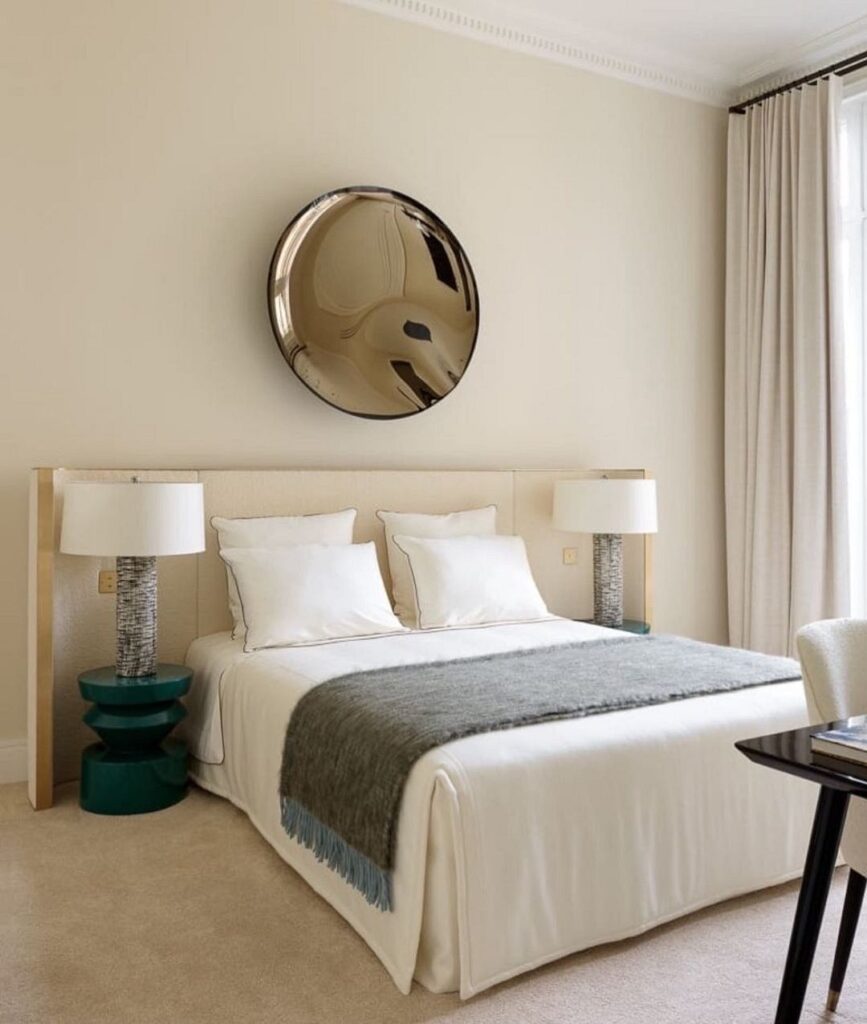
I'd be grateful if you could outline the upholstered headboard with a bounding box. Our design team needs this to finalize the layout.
[28,467,651,807]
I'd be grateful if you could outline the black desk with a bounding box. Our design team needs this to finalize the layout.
[737,718,867,1024]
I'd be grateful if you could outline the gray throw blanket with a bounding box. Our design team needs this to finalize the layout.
[280,635,799,911]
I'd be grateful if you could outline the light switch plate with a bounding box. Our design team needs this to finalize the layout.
[98,569,117,594]
[562,548,578,566]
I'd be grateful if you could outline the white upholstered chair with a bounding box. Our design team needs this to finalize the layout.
[797,619,867,1013]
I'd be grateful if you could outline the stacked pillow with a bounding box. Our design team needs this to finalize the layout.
[376,506,498,626]
[212,509,357,639]
[212,504,551,652]
[391,534,549,629]
[219,543,405,651]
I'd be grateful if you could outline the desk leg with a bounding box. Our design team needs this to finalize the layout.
[774,786,849,1024]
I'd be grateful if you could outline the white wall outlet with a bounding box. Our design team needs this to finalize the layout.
[562,547,578,566]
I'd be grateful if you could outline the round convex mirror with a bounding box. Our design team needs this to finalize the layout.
[268,187,479,419]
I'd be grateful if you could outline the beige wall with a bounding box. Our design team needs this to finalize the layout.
[0,0,727,744]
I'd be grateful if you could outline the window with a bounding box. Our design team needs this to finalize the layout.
[842,89,867,615]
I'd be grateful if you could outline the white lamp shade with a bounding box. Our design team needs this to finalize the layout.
[553,479,658,535]
[60,481,205,557]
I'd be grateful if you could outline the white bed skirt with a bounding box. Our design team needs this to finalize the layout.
[184,622,817,998]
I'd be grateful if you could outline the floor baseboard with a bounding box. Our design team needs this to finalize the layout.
[0,740,27,784]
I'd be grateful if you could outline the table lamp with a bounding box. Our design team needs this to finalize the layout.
[553,478,657,628]
[60,480,205,676]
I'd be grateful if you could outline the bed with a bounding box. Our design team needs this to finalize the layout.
[184,618,817,998]
[31,467,818,996]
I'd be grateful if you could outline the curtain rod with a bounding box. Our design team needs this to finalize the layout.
[730,48,867,114]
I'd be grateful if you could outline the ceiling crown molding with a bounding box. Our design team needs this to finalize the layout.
[736,14,867,101]
[340,0,735,107]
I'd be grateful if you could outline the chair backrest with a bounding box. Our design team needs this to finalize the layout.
[796,618,867,724]
[797,619,867,875]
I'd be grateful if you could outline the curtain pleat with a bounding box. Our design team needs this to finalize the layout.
[725,77,849,655]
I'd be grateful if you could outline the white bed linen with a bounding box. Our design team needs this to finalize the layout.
[184,620,817,998]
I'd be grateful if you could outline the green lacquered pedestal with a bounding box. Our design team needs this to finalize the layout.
[78,664,191,815]
[579,618,651,634]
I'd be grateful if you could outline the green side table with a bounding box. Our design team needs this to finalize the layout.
[579,619,651,634]
[78,663,191,815]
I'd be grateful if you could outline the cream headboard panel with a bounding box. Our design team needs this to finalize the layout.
[28,467,650,807]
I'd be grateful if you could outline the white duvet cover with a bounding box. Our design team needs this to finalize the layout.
[184,620,817,998]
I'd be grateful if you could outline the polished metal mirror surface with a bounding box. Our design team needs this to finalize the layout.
[268,187,479,419]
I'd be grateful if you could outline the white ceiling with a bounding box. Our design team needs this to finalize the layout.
[344,0,867,105]
[484,0,867,83]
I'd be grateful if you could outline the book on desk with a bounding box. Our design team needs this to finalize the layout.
[811,722,867,779]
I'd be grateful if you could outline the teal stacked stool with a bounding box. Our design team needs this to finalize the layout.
[78,663,191,815]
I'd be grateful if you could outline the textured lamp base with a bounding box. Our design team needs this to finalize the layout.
[593,533,624,628]
[116,555,157,677]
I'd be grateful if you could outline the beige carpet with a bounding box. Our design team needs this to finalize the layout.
[1,782,865,1024]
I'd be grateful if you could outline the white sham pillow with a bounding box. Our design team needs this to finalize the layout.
[391,534,551,629]
[377,506,497,626]
[211,509,357,638]
[219,543,406,651]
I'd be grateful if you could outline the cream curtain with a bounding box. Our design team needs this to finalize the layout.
[725,76,849,656]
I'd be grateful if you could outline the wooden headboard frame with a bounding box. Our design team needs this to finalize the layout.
[27,466,653,809]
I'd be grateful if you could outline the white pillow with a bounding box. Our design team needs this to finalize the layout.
[219,543,406,651]
[377,506,497,626]
[211,509,357,638]
[391,534,550,629]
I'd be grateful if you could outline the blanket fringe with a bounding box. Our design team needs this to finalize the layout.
[281,797,393,911]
